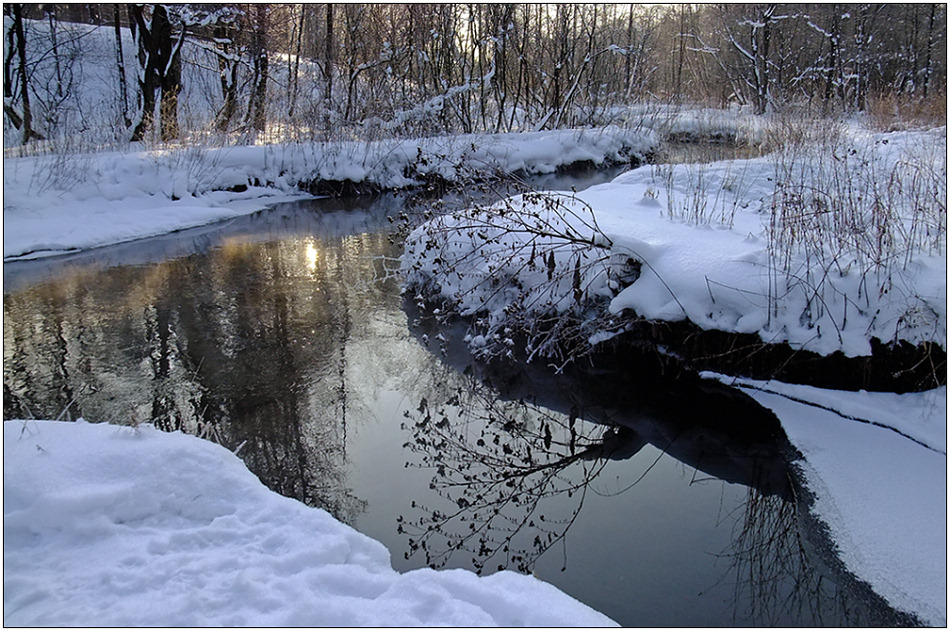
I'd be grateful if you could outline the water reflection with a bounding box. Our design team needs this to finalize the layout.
[397,349,909,624]
[400,383,641,573]
[4,212,400,524]
[408,307,794,498]
[398,309,913,626]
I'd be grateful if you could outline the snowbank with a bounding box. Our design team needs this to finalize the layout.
[705,375,947,626]
[402,126,947,359]
[3,127,657,260]
[614,103,771,144]
[3,419,616,627]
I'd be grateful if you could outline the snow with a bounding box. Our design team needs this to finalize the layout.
[403,126,947,358]
[615,103,770,144]
[3,127,657,260]
[3,419,617,627]
[704,374,947,627]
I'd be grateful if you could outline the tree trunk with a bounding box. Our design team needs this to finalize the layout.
[158,6,184,142]
[251,50,268,134]
[675,4,686,102]
[46,5,63,98]
[756,6,773,115]
[822,7,841,112]
[324,4,333,133]
[213,23,237,132]
[129,4,158,142]
[159,35,182,141]
[113,5,132,127]
[12,4,41,144]
[4,10,15,99]
[288,6,303,120]
[853,5,870,112]
[923,3,937,98]
[128,4,183,143]
[244,5,270,136]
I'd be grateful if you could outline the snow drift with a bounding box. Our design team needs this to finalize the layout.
[3,419,617,627]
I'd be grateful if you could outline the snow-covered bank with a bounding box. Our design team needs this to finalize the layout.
[399,123,947,625]
[3,420,616,627]
[402,126,946,360]
[615,103,771,145]
[3,127,657,260]
[706,375,947,626]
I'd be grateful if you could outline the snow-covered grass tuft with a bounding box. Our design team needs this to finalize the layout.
[3,419,617,627]
[766,119,947,351]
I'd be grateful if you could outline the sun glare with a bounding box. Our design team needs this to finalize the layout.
[305,240,318,272]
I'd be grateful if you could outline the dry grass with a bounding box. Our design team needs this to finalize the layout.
[866,91,947,132]
[765,111,946,335]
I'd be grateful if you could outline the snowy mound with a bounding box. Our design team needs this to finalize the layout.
[3,420,616,627]
[403,127,947,359]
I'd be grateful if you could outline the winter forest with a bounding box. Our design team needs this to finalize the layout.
[4,3,947,148]
[3,3,948,629]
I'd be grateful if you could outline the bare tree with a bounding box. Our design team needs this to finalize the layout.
[128,4,187,142]
[243,4,269,136]
[211,12,240,132]
[5,3,43,144]
[713,4,780,115]
[44,4,63,98]
[324,3,333,132]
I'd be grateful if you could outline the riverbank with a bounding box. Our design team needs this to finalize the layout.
[708,374,946,626]
[2,127,656,261]
[2,419,616,626]
[402,124,946,363]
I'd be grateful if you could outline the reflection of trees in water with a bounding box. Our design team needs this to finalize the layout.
[3,231,401,526]
[400,377,643,573]
[714,481,917,627]
[399,365,900,626]
[708,485,847,626]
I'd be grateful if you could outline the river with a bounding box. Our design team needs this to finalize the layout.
[2,160,913,626]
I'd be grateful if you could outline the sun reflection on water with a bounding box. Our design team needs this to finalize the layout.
[305,240,318,272]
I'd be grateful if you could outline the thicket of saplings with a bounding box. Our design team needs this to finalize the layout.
[3,3,946,152]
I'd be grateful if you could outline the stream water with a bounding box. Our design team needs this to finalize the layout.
[2,159,913,626]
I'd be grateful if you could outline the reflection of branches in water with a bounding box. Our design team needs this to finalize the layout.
[706,482,858,627]
[399,379,640,574]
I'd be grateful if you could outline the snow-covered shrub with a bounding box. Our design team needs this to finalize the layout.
[402,190,640,368]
